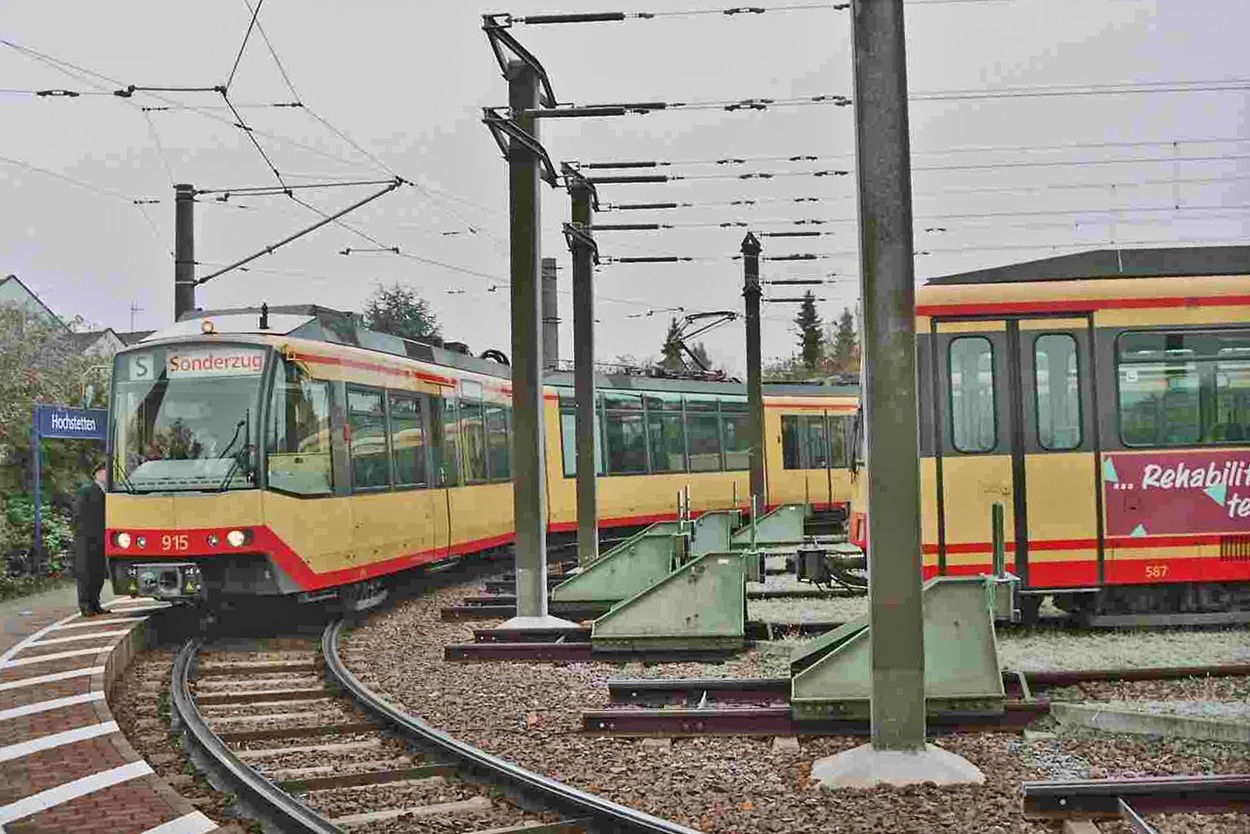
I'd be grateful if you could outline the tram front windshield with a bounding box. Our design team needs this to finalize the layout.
[111,344,267,493]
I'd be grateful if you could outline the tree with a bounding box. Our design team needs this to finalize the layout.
[363,283,441,343]
[660,318,684,370]
[660,317,715,372]
[794,291,824,372]
[0,303,102,505]
[829,306,859,374]
[688,342,713,371]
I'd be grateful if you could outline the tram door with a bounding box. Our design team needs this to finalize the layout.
[932,317,1098,588]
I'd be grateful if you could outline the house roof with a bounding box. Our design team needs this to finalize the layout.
[0,274,67,328]
[67,330,114,351]
[116,330,155,345]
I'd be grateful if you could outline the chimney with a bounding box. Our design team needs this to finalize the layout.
[541,257,559,369]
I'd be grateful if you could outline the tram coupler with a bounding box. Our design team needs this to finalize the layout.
[795,541,868,591]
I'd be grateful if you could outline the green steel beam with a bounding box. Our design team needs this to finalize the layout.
[550,523,678,605]
[790,577,1005,721]
[591,551,747,651]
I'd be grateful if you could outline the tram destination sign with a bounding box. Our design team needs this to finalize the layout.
[34,404,108,441]
[160,347,265,379]
[1103,450,1250,536]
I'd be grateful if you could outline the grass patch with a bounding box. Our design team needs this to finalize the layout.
[0,573,71,602]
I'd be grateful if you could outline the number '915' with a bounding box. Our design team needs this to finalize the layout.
[162,534,189,551]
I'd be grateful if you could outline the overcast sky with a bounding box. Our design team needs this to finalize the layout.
[3,0,1248,374]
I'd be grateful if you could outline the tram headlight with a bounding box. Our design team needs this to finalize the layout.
[226,529,250,547]
[135,536,147,549]
[206,533,219,547]
[114,532,132,549]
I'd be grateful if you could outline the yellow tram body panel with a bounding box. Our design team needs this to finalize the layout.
[851,249,1250,604]
[106,321,860,598]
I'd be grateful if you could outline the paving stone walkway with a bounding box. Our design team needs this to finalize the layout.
[0,585,219,834]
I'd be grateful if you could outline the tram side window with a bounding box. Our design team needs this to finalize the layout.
[1216,357,1250,443]
[1118,329,1250,446]
[558,390,604,478]
[645,392,686,473]
[347,387,390,490]
[721,415,750,471]
[780,414,837,469]
[686,397,722,472]
[458,382,486,483]
[266,364,333,495]
[1034,334,1082,451]
[828,415,848,467]
[781,416,803,469]
[803,415,828,468]
[949,336,997,453]
[388,392,427,488]
[604,391,647,474]
[719,398,749,471]
[434,396,460,486]
[485,403,510,480]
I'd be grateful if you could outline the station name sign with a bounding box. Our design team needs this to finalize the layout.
[34,405,108,441]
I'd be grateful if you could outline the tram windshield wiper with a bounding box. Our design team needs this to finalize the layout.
[217,418,247,461]
[111,454,135,493]
[216,410,252,492]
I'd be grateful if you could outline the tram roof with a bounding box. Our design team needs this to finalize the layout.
[161,304,515,379]
[159,304,858,398]
[926,245,1250,286]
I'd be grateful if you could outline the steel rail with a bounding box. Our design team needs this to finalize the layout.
[322,619,702,834]
[1022,773,1250,818]
[169,637,342,834]
[1023,663,1250,686]
[606,661,1250,705]
[474,587,864,603]
[581,701,1048,736]
[469,620,836,644]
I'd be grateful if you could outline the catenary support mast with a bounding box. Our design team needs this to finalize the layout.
[567,171,600,565]
[850,0,925,752]
[173,183,195,321]
[506,60,552,621]
[742,232,766,508]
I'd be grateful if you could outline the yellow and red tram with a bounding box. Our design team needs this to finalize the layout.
[103,307,857,605]
[107,245,1250,619]
[849,245,1250,617]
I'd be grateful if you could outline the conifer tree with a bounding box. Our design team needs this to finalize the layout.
[830,306,859,373]
[794,291,824,373]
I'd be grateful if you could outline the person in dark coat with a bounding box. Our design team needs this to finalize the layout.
[73,462,108,616]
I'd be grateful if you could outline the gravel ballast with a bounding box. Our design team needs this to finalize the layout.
[342,581,1250,834]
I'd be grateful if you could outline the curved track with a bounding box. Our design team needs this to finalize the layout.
[170,620,701,834]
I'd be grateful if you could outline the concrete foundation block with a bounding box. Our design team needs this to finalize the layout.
[772,736,801,752]
[1051,702,1250,744]
[810,743,985,788]
[497,614,579,630]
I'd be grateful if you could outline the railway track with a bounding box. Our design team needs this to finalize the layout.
[575,662,1250,736]
[1022,772,1250,833]
[603,662,1250,707]
[170,620,699,834]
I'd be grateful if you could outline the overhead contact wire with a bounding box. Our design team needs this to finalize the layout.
[508,4,848,25]
[226,0,265,91]
[220,90,289,191]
